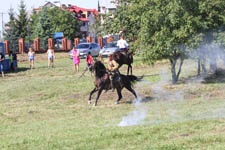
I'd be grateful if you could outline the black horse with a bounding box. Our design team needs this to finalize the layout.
[112,51,133,75]
[89,61,141,106]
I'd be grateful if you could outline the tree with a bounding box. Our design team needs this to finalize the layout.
[47,7,80,40]
[4,7,19,52]
[29,9,39,43]
[33,7,53,50]
[104,0,225,83]
[139,0,203,83]
[15,0,29,39]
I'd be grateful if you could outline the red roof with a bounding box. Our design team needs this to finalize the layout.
[67,5,98,17]
[78,18,89,21]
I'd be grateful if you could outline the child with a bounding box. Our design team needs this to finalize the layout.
[47,48,55,68]
[28,48,35,69]
[72,47,80,72]
[86,52,93,69]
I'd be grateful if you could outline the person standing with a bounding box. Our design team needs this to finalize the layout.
[0,52,5,78]
[72,47,80,72]
[47,48,55,68]
[86,52,93,69]
[117,35,129,51]
[28,48,35,69]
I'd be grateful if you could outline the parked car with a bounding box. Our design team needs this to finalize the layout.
[69,43,101,59]
[99,42,120,56]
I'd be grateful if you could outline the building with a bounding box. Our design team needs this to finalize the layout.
[33,2,60,13]
[67,5,98,38]
[98,0,119,25]
[33,2,99,38]
[98,0,118,15]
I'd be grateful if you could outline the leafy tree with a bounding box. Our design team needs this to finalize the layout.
[47,7,80,40]
[33,7,53,50]
[197,0,225,72]
[15,0,29,39]
[29,10,39,42]
[4,7,19,52]
[104,0,225,83]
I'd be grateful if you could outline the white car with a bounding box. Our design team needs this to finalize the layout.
[69,43,101,59]
[99,42,120,56]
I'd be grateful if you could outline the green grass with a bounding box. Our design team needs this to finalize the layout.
[0,53,225,150]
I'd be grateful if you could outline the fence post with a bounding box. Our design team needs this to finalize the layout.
[67,40,71,50]
[4,40,9,54]
[18,38,25,54]
[86,36,92,43]
[34,38,40,52]
[98,36,103,48]
[62,38,67,51]
[74,38,80,47]
[106,36,114,43]
[48,38,54,49]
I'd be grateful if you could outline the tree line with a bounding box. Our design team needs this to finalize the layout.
[103,0,225,83]
[4,0,80,50]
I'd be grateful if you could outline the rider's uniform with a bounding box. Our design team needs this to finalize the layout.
[117,39,129,51]
[108,59,119,72]
[107,59,120,90]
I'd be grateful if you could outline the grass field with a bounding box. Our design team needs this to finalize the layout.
[0,53,225,150]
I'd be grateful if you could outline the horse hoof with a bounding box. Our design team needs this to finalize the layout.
[88,101,91,104]
[93,103,97,107]
[115,101,119,105]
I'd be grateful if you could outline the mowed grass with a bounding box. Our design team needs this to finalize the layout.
[0,53,225,150]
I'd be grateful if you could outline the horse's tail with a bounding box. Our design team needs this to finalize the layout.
[127,75,143,84]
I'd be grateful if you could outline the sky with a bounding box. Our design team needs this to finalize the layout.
[0,0,99,35]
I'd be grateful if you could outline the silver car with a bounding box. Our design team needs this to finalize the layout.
[69,43,101,59]
[99,42,120,56]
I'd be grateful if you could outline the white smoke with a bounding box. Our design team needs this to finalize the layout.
[117,70,185,126]
[118,97,148,126]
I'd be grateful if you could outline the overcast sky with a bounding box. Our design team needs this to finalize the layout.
[0,0,99,34]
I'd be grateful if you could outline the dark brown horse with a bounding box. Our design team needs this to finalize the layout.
[112,51,133,75]
[88,61,141,106]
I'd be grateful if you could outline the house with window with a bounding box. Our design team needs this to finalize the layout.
[98,0,119,24]
[98,0,118,15]
[67,5,98,38]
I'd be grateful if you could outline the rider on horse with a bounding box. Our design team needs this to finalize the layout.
[107,54,120,90]
[117,35,129,52]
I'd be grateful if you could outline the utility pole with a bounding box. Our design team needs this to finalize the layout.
[0,12,5,41]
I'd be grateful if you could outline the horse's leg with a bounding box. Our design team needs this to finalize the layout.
[130,65,133,75]
[115,88,123,104]
[127,65,130,75]
[94,88,103,106]
[88,87,97,104]
[125,84,137,99]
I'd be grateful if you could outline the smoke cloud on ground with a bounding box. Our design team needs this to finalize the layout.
[118,67,225,127]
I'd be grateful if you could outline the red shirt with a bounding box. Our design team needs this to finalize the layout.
[86,54,93,65]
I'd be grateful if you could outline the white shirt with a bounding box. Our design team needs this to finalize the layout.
[117,39,129,49]
[47,49,53,57]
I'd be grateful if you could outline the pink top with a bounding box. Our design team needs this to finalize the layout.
[73,49,80,64]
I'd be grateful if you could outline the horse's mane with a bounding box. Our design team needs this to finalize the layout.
[93,61,107,78]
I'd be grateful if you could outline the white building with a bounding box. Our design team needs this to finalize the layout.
[98,0,118,14]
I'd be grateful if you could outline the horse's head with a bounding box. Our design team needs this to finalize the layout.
[91,61,107,78]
